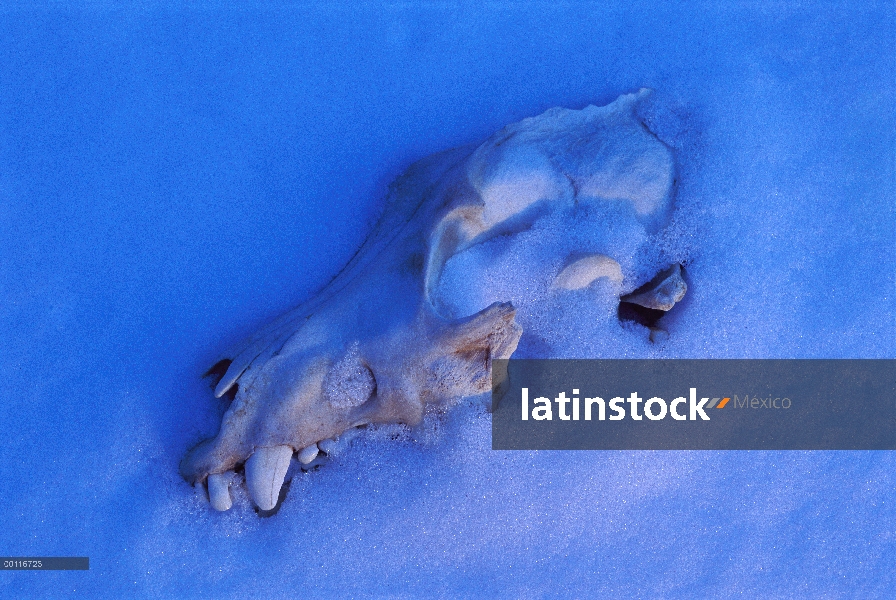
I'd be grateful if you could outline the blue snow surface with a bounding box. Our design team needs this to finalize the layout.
[1,1,893,598]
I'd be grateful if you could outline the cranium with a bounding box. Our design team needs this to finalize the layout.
[181,89,685,512]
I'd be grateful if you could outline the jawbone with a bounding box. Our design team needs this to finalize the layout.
[181,89,684,512]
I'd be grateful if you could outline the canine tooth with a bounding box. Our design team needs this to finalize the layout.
[245,445,293,510]
[297,444,319,464]
[207,472,233,511]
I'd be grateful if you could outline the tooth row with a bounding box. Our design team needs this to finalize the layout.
[207,442,328,511]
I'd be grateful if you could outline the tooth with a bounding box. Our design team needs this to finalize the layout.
[297,444,320,464]
[317,438,337,455]
[245,445,293,511]
[207,472,233,512]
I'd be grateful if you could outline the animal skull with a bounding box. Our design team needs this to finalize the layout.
[181,89,684,512]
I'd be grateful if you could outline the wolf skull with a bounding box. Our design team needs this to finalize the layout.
[181,89,682,512]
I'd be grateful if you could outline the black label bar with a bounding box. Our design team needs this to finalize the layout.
[1,558,89,570]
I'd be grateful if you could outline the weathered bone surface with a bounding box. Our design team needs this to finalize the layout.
[552,254,624,290]
[181,89,684,511]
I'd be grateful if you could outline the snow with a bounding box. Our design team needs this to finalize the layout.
[0,2,893,598]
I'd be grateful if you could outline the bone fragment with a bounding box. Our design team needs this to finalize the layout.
[621,264,686,311]
[245,445,293,511]
[552,254,623,290]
